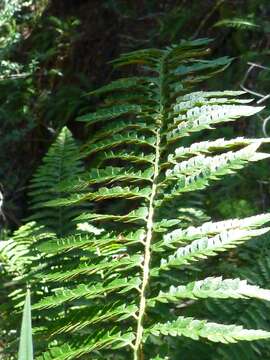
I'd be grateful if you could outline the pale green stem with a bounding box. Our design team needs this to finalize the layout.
[133,127,161,360]
[133,53,167,360]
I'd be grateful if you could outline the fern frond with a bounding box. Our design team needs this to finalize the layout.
[27,127,84,235]
[0,239,30,276]
[173,91,249,113]
[28,39,270,359]
[174,57,231,77]
[167,138,270,164]
[163,143,269,201]
[83,132,156,156]
[96,150,155,166]
[87,120,155,144]
[75,206,148,224]
[165,142,269,179]
[77,104,142,125]
[33,277,141,310]
[87,76,154,97]
[156,228,270,272]
[147,317,270,343]
[0,222,50,276]
[39,255,142,282]
[149,277,270,306]
[48,303,138,335]
[58,167,153,192]
[154,213,270,251]
[38,330,135,360]
[45,185,152,206]
[167,103,263,141]
[111,48,164,67]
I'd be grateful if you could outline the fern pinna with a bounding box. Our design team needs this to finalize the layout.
[34,39,270,360]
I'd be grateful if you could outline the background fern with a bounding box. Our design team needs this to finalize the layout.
[0,127,84,358]
[27,126,84,235]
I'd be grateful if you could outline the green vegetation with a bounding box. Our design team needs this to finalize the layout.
[1,1,270,359]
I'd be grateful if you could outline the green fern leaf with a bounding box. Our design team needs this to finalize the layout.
[147,317,270,343]
[83,132,156,156]
[49,303,138,335]
[154,213,270,251]
[39,255,142,282]
[75,206,149,224]
[33,277,141,310]
[163,143,269,201]
[165,142,269,179]
[167,138,270,164]
[77,104,142,124]
[156,228,270,273]
[58,167,153,192]
[167,103,263,141]
[38,330,135,360]
[96,150,155,166]
[88,76,154,96]
[149,277,270,306]
[87,120,155,144]
[45,185,152,206]
[27,127,84,235]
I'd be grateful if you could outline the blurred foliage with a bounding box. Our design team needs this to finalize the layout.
[0,1,89,226]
